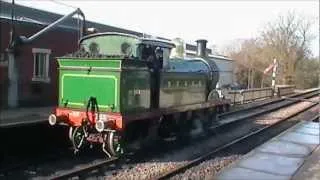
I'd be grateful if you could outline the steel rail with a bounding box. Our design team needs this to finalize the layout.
[36,90,320,180]
[283,97,320,104]
[213,90,319,130]
[2,89,317,178]
[0,147,74,174]
[48,90,319,180]
[155,97,319,180]
[311,114,320,122]
[49,157,119,180]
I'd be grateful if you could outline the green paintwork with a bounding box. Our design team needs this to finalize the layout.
[56,33,211,116]
[61,74,117,108]
[58,59,151,114]
[58,59,121,69]
[120,69,151,114]
[58,59,121,112]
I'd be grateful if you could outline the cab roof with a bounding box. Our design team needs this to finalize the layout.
[80,32,175,49]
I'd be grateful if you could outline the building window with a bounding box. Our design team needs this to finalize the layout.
[32,48,51,83]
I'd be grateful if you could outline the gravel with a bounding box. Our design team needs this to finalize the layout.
[102,161,185,180]
[3,94,318,180]
[170,97,320,180]
[95,96,319,180]
[171,155,240,180]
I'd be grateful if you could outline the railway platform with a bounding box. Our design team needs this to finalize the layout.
[216,120,320,180]
[0,106,53,128]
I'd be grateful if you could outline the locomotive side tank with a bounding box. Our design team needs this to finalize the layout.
[160,58,208,108]
[160,56,220,108]
[49,32,230,157]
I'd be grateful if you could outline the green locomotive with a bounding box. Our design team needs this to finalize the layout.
[48,32,230,157]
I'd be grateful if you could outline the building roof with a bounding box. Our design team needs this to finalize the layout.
[0,1,149,37]
[0,1,218,56]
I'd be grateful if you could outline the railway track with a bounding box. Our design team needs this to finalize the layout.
[217,88,319,125]
[155,97,319,179]
[221,88,318,116]
[0,148,71,174]
[99,94,318,180]
[37,90,319,180]
[1,89,318,179]
[49,157,119,179]
[167,109,320,180]
[0,124,72,174]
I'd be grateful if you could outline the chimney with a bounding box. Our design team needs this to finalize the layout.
[196,39,207,57]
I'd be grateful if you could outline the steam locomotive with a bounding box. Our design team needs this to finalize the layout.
[48,32,231,157]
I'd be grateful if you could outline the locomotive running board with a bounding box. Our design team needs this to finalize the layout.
[123,99,231,122]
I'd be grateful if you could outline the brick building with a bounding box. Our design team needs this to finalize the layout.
[0,1,146,109]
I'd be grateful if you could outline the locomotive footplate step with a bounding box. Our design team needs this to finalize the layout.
[216,121,320,180]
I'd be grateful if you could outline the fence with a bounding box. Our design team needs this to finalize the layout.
[276,85,296,97]
[224,85,297,104]
[224,87,281,104]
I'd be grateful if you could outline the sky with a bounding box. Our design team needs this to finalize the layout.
[9,0,320,57]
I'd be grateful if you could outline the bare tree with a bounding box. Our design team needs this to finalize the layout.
[260,11,315,84]
[224,38,272,88]
[224,11,317,88]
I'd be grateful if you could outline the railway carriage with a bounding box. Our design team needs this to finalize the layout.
[48,32,231,157]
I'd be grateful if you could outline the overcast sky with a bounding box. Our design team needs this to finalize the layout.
[11,0,320,57]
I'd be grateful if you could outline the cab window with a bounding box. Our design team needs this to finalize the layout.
[80,35,139,57]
